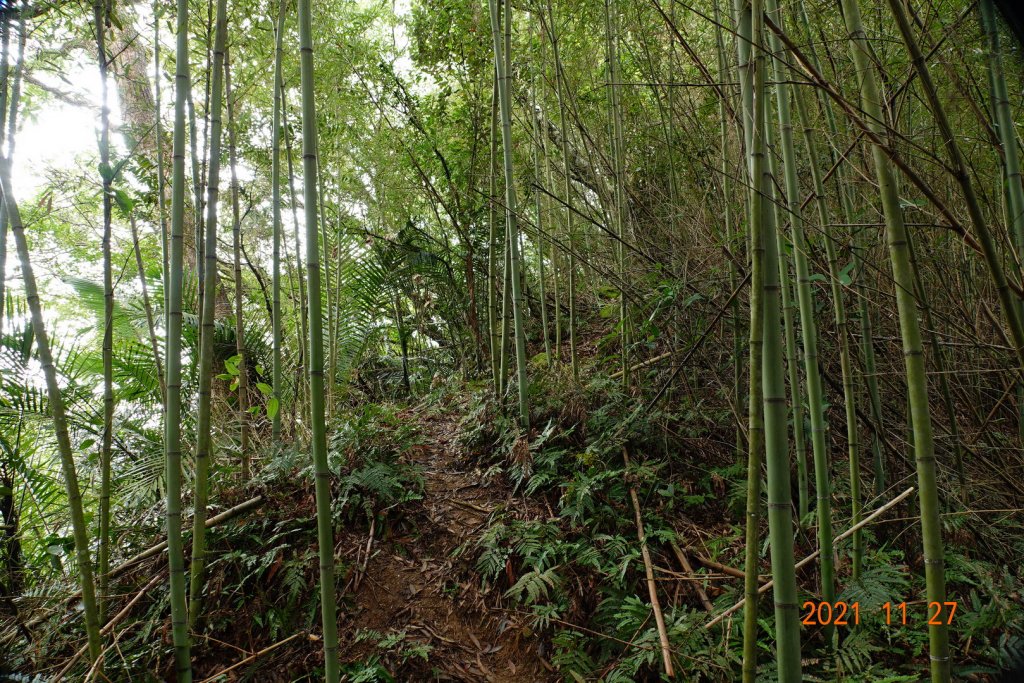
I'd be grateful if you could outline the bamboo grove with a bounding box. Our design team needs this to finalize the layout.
[2,0,1024,679]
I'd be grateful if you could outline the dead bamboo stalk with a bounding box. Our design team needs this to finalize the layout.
[705,487,915,629]
[21,495,264,634]
[623,448,675,678]
[693,553,746,580]
[669,542,713,612]
[197,631,307,683]
[610,351,671,379]
[51,573,164,681]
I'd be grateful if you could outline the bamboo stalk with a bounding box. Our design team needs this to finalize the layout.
[706,487,916,629]
[129,213,165,398]
[623,449,674,678]
[840,1,951,678]
[188,0,228,627]
[669,542,713,612]
[164,0,194,671]
[488,0,530,429]
[1,141,103,669]
[270,0,285,442]
[197,632,307,683]
[93,0,114,626]
[296,0,341,672]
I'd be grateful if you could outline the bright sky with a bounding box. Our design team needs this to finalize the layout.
[15,64,109,198]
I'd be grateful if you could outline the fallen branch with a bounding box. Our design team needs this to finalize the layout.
[610,351,671,380]
[669,542,713,612]
[22,495,264,633]
[623,449,675,678]
[693,554,746,580]
[197,631,308,683]
[51,572,164,681]
[705,487,916,629]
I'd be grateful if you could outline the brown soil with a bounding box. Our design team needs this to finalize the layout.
[335,405,553,682]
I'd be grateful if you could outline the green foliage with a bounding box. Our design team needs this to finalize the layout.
[343,629,434,682]
[328,404,424,525]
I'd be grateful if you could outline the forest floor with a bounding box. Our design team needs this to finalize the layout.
[333,404,553,681]
[150,399,557,681]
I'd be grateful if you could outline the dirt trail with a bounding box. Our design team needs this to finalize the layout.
[339,406,551,682]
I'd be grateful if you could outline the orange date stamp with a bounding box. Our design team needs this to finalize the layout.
[800,601,958,626]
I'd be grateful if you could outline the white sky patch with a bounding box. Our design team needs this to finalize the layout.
[15,57,117,198]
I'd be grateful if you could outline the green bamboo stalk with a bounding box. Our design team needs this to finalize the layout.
[765,128,809,526]
[887,0,1024,371]
[154,0,170,330]
[488,0,530,429]
[543,119,561,361]
[605,0,629,387]
[187,80,204,290]
[765,0,840,591]
[283,93,310,423]
[712,0,743,464]
[271,0,285,442]
[531,72,551,366]
[0,13,9,324]
[1,155,104,668]
[906,228,966,495]
[840,0,949,678]
[733,0,762,677]
[753,1,801,673]
[536,19,560,361]
[225,51,249,481]
[544,0,577,379]
[130,213,166,399]
[165,0,194,669]
[499,217,511,396]
[188,0,227,628]
[318,168,335,412]
[789,0,886,499]
[93,0,114,627]
[488,72,500,390]
[858,227,886,496]
[787,87,855,584]
[297,0,341,674]
[981,0,1024,449]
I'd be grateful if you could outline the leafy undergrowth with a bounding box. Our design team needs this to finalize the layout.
[8,369,1024,681]
[8,400,549,681]
[452,363,1024,682]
